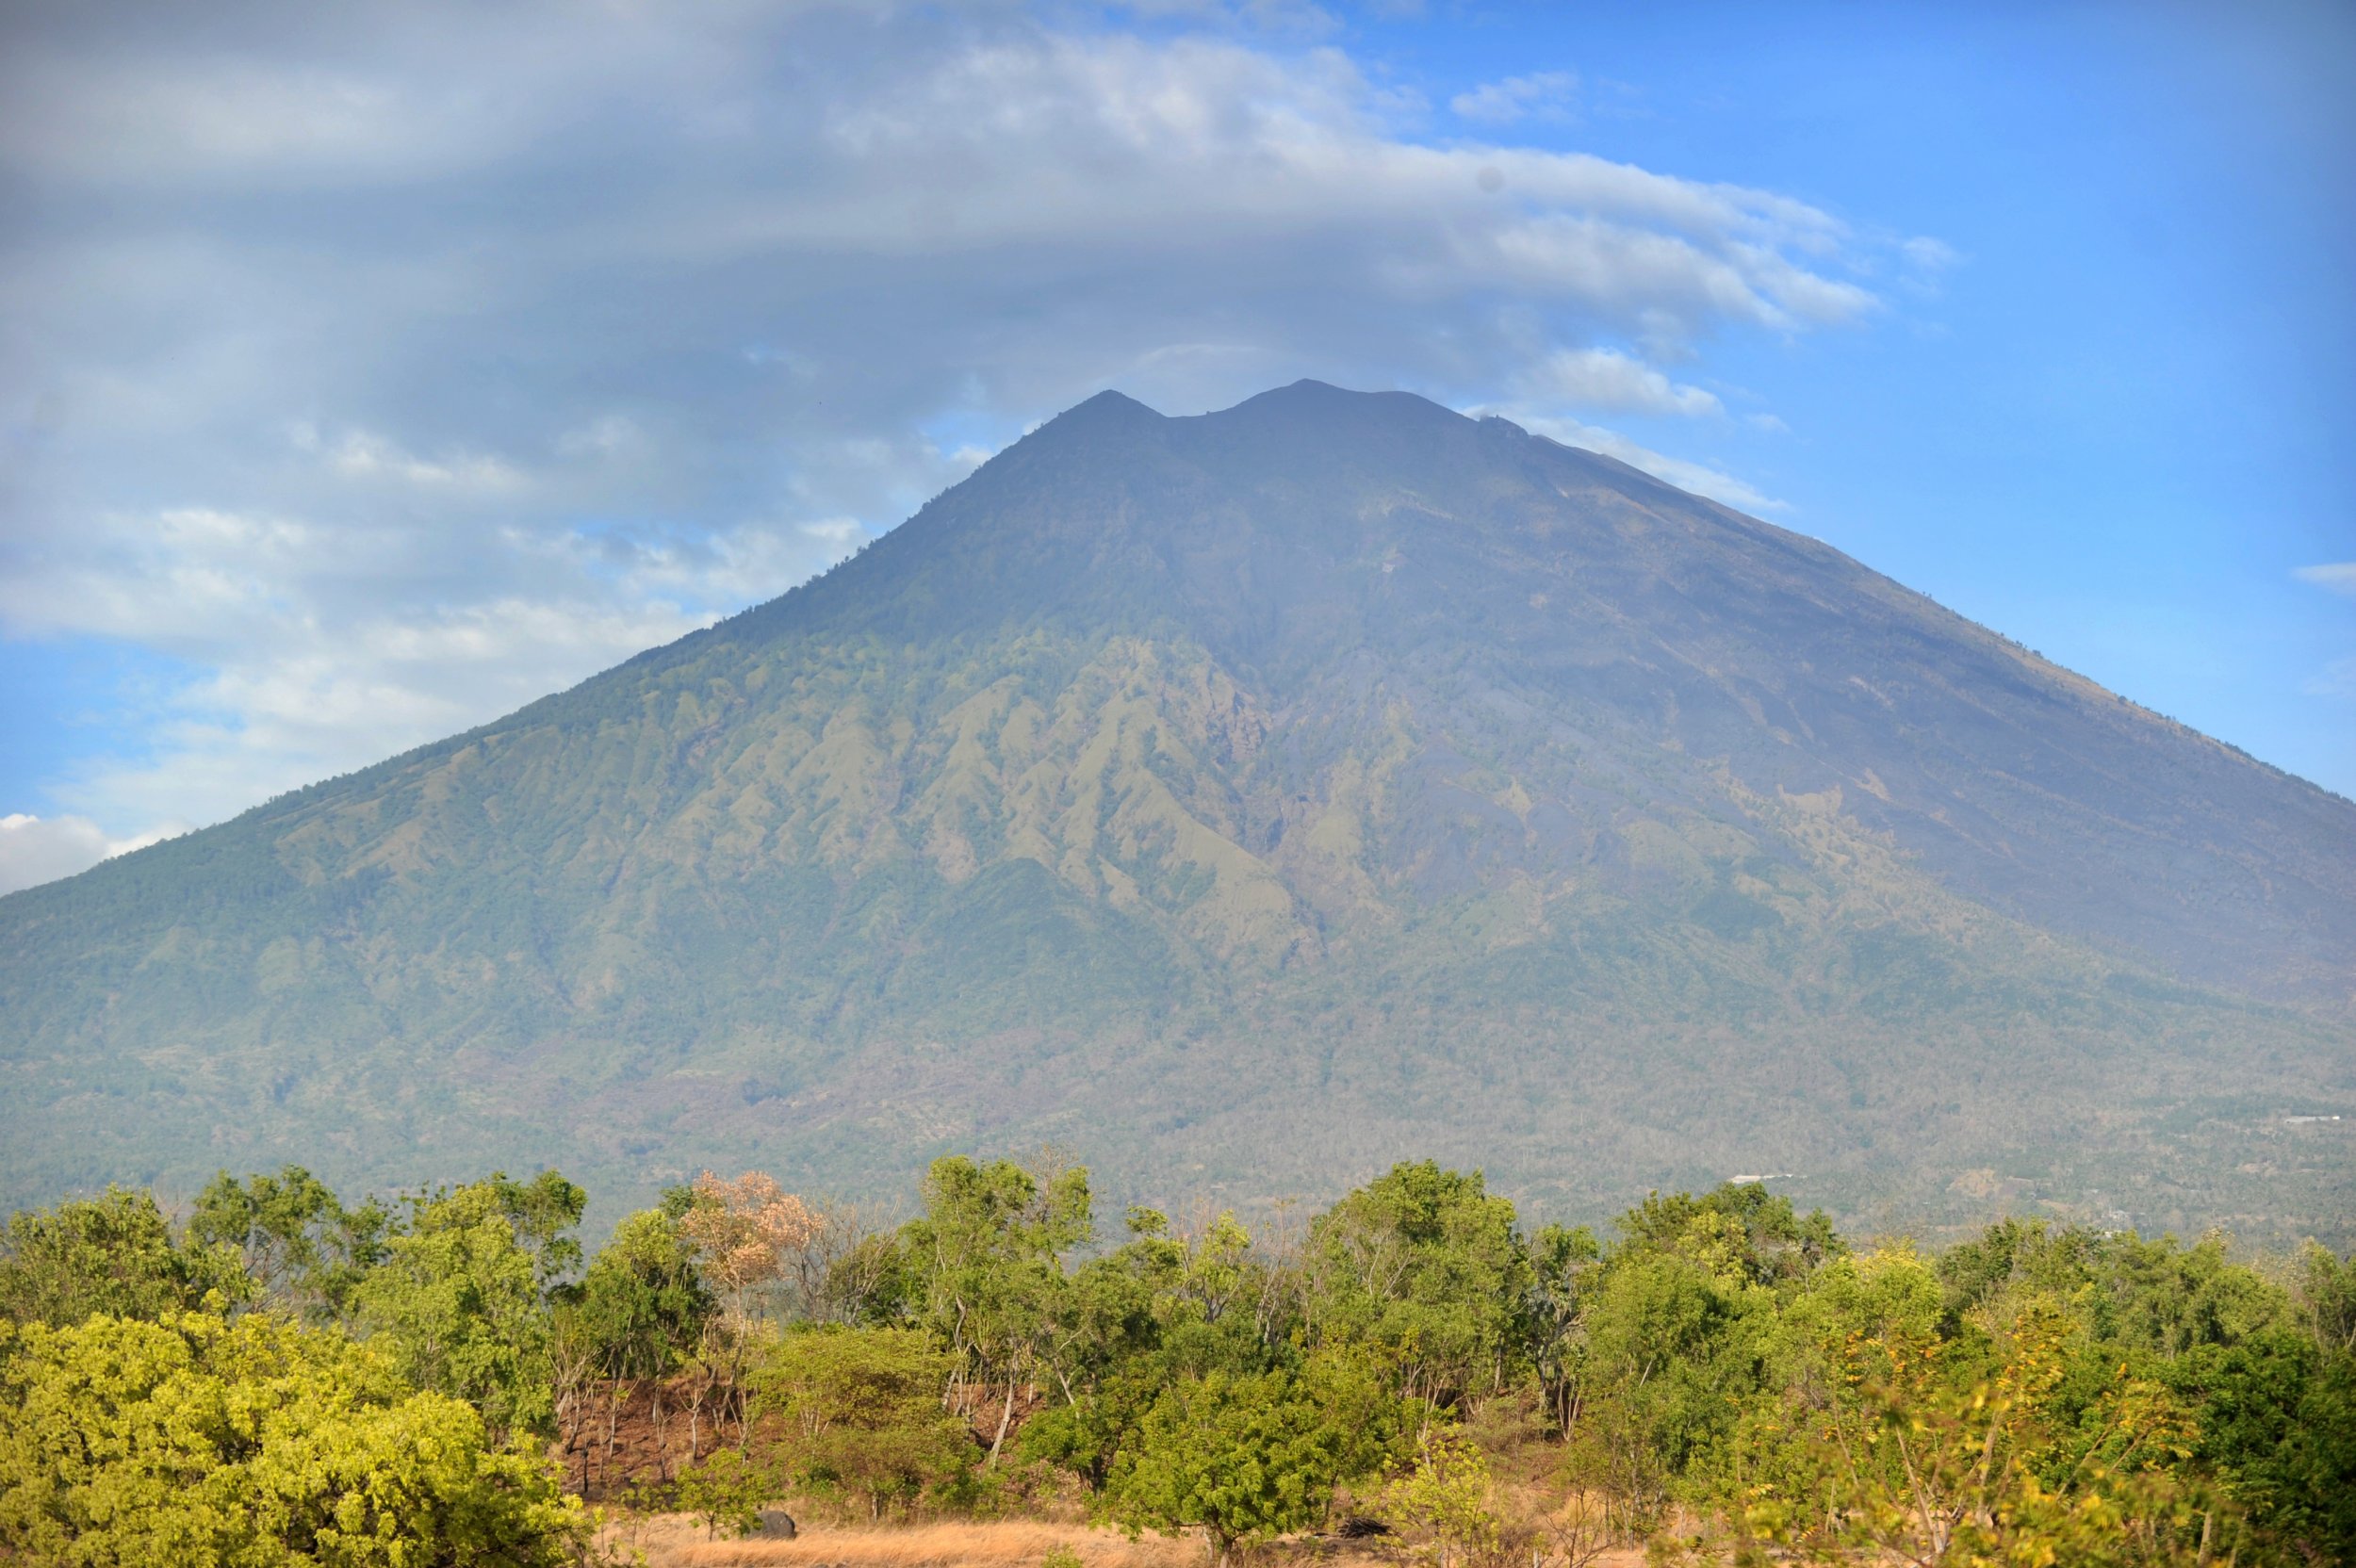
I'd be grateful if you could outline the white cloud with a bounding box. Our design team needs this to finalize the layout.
[1488,410,1785,514]
[2293,563,2356,597]
[1515,347,1722,416]
[1901,236,1963,272]
[309,429,528,494]
[1451,71,1579,125]
[0,813,183,897]
[0,3,1923,840]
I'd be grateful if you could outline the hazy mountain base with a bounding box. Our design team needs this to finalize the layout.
[8,626,2347,1243]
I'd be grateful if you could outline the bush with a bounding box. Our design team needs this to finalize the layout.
[0,1310,589,1565]
[675,1446,777,1539]
[1101,1361,1405,1568]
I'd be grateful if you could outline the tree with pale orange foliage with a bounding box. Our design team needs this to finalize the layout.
[676,1170,822,1458]
[679,1171,823,1332]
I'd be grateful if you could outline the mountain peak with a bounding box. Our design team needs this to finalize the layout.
[1039,386,1166,435]
[1198,378,1468,440]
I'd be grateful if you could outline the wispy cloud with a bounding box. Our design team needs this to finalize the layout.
[1483,411,1784,514]
[1450,70,1579,126]
[1514,347,1723,416]
[2293,563,2356,597]
[2303,657,2356,699]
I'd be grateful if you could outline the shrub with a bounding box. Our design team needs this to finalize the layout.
[0,1310,589,1565]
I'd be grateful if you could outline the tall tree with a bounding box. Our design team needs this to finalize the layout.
[353,1173,582,1446]
[901,1154,1091,1464]
[1303,1161,1532,1409]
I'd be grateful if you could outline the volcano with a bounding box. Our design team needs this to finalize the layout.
[5,382,2350,1235]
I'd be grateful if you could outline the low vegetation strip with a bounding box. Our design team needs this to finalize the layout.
[1,1153,2350,1565]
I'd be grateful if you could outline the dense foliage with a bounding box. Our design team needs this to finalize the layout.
[0,1310,589,1565]
[2,1159,2349,1566]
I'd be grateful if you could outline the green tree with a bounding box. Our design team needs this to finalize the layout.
[754,1326,975,1518]
[1528,1221,1599,1434]
[354,1174,580,1445]
[188,1166,389,1322]
[0,1186,252,1327]
[1101,1361,1402,1568]
[2171,1325,2356,1562]
[673,1445,776,1540]
[1554,1193,1792,1539]
[552,1197,717,1492]
[1022,1206,1287,1492]
[901,1154,1092,1463]
[2295,1242,2356,1355]
[1615,1184,1841,1290]
[1303,1161,1531,1409]
[1375,1427,1500,1568]
[0,1309,588,1566]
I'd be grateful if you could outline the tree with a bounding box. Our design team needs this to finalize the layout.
[1728,1250,2229,1566]
[2293,1242,2355,1356]
[754,1326,976,1518]
[1528,1221,1599,1434]
[353,1174,578,1445]
[1302,1161,1531,1409]
[2173,1325,2356,1563]
[1556,1205,1777,1541]
[901,1154,1092,1464]
[674,1445,776,1540]
[672,1170,824,1458]
[678,1171,821,1334]
[1022,1204,1287,1492]
[1375,1427,1500,1568]
[188,1166,388,1322]
[0,1309,588,1565]
[553,1199,717,1493]
[1615,1184,1842,1290]
[0,1186,252,1327]
[1101,1363,1399,1568]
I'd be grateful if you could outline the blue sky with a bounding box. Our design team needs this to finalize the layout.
[1,0,2349,892]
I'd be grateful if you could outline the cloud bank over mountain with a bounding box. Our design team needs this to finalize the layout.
[0,0,1953,883]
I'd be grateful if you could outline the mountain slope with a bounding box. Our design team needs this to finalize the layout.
[4,383,2350,1236]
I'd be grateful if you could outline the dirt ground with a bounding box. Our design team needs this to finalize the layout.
[605,1515,1655,1568]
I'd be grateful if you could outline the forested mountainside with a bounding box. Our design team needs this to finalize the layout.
[4,382,2349,1237]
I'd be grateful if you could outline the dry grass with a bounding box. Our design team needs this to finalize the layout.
[609,1515,1211,1568]
[606,1515,1654,1568]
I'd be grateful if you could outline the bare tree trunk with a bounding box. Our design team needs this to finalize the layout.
[599,1380,623,1494]
[986,1371,1019,1465]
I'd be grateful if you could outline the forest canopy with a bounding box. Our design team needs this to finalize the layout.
[1,1156,2349,1566]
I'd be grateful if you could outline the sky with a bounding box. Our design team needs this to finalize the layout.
[1,0,2350,895]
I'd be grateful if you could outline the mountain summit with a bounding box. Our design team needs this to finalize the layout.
[6,383,2350,1233]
